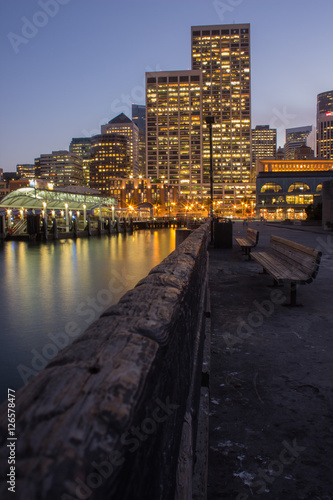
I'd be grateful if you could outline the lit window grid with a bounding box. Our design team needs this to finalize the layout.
[146,71,203,198]
[191,25,251,186]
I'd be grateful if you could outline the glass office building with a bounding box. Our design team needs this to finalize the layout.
[317,90,333,160]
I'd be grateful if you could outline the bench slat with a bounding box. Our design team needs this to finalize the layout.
[236,228,259,252]
[251,235,321,306]
[251,251,313,283]
[270,236,321,277]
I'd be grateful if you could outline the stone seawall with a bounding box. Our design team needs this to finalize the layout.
[0,222,210,500]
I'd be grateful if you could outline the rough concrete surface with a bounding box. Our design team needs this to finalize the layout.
[208,221,333,500]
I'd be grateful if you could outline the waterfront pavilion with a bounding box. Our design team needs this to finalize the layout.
[0,187,117,215]
[0,187,118,231]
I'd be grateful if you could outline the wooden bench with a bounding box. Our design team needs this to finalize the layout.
[235,228,259,258]
[251,235,322,306]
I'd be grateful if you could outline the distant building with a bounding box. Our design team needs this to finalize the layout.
[53,185,99,195]
[0,172,21,200]
[0,181,9,200]
[132,104,146,177]
[294,143,315,160]
[107,177,178,212]
[35,151,83,187]
[89,134,129,196]
[69,138,92,186]
[256,157,333,220]
[285,126,313,160]
[16,164,36,179]
[317,90,333,160]
[132,104,146,132]
[251,125,277,180]
[9,179,30,191]
[191,24,252,211]
[276,147,285,160]
[146,70,203,199]
[101,114,139,177]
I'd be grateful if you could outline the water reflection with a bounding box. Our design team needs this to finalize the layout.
[0,229,175,402]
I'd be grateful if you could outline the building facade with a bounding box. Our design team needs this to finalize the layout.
[132,104,146,177]
[16,164,36,179]
[89,134,129,196]
[101,114,139,178]
[256,158,333,220]
[35,151,83,187]
[251,125,276,180]
[285,126,313,160]
[146,70,203,199]
[107,177,178,213]
[317,90,333,160]
[191,24,251,208]
[69,138,92,186]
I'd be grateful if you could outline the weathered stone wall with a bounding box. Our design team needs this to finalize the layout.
[0,223,209,500]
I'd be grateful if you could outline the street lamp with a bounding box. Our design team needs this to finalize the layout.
[205,115,215,243]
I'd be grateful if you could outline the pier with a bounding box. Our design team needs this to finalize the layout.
[0,186,196,241]
[1,220,331,498]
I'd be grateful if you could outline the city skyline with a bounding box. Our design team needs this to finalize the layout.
[1,0,332,171]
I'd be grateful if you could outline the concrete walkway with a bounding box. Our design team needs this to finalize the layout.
[208,221,333,500]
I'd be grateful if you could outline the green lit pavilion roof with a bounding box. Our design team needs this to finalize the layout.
[0,188,118,211]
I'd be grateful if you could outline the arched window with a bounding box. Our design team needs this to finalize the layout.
[260,183,283,193]
[287,182,310,193]
[316,184,322,192]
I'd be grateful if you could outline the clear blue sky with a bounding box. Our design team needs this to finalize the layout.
[1,0,332,171]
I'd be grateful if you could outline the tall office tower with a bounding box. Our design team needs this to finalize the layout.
[251,125,277,180]
[16,164,36,179]
[69,138,92,186]
[317,90,333,160]
[132,104,146,176]
[191,24,251,210]
[101,113,139,177]
[34,151,83,187]
[132,104,146,132]
[146,70,203,199]
[89,134,129,196]
[285,126,313,160]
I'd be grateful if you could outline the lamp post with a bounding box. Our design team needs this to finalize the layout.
[205,115,215,243]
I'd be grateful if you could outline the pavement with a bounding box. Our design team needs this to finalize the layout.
[207,221,333,500]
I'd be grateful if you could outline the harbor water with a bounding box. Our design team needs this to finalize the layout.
[0,229,175,403]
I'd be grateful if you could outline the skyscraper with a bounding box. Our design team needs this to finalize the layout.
[132,104,146,133]
[101,113,139,177]
[251,125,277,180]
[146,70,203,198]
[89,134,129,196]
[69,137,92,186]
[132,104,146,176]
[317,90,333,160]
[191,24,252,211]
[285,126,313,160]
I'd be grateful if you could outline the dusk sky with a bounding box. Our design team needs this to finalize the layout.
[1,0,332,172]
